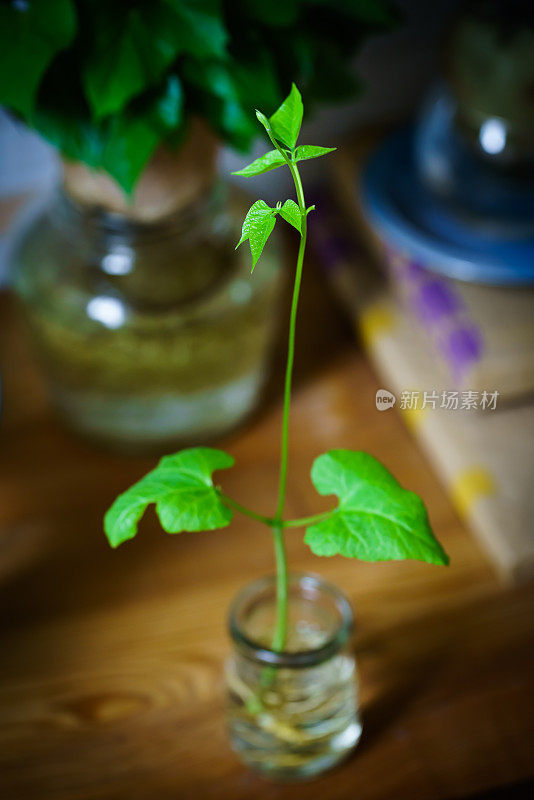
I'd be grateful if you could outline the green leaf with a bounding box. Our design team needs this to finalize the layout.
[29,53,105,169]
[152,74,183,133]
[236,199,271,247]
[184,59,256,148]
[104,447,234,548]
[245,0,300,26]
[248,213,276,270]
[236,200,276,270]
[0,0,76,116]
[305,450,449,566]
[101,114,160,196]
[33,106,105,170]
[83,6,181,119]
[269,83,303,148]
[230,49,282,115]
[295,145,336,162]
[279,199,302,233]
[99,74,186,194]
[165,0,228,59]
[232,149,286,177]
[83,1,227,119]
[255,109,271,133]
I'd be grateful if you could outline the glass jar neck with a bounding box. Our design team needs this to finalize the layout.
[229,573,354,669]
[52,180,227,245]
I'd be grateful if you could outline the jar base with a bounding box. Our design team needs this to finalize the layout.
[229,719,362,782]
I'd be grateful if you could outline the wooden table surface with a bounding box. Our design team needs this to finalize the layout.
[1,272,533,800]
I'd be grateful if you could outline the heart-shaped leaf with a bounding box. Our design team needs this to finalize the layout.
[232,149,286,177]
[269,83,303,148]
[279,199,301,233]
[104,447,234,548]
[236,199,276,270]
[305,450,449,565]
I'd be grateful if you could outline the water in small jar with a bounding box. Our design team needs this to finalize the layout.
[226,612,362,780]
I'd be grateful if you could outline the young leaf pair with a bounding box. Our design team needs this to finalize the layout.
[233,84,334,269]
[235,199,305,269]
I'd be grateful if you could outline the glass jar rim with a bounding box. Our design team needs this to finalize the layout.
[228,572,354,669]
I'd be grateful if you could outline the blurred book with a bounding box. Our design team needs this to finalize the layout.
[385,250,534,400]
[308,144,534,583]
[332,134,534,403]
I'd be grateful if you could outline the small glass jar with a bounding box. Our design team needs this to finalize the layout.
[12,183,282,450]
[226,573,362,781]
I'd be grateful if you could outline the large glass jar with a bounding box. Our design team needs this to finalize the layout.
[12,183,282,450]
[226,573,362,781]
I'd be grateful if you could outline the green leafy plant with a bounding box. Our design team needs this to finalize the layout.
[105,85,449,658]
[0,0,396,193]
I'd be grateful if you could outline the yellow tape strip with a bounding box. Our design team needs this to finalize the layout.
[451,467,496,517]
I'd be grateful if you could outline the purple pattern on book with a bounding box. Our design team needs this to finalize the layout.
[415,280,462,323]
[444,326,484,375]
[386,250,484,379]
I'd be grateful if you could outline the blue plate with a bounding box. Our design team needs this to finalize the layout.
[360,128,534,286]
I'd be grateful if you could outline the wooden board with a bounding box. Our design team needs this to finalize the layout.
[1,275,534,800]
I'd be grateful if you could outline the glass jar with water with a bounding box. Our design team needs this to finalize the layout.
[12,182,282,450]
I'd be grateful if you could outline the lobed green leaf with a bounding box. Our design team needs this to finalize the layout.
[104,447,234,548]
[268,83,303,148]
[305,450,449,566]
[232,149,286,177]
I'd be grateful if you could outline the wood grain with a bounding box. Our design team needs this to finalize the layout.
[1,271,533,800]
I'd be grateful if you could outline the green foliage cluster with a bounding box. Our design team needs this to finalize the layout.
[0,0,395,192]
